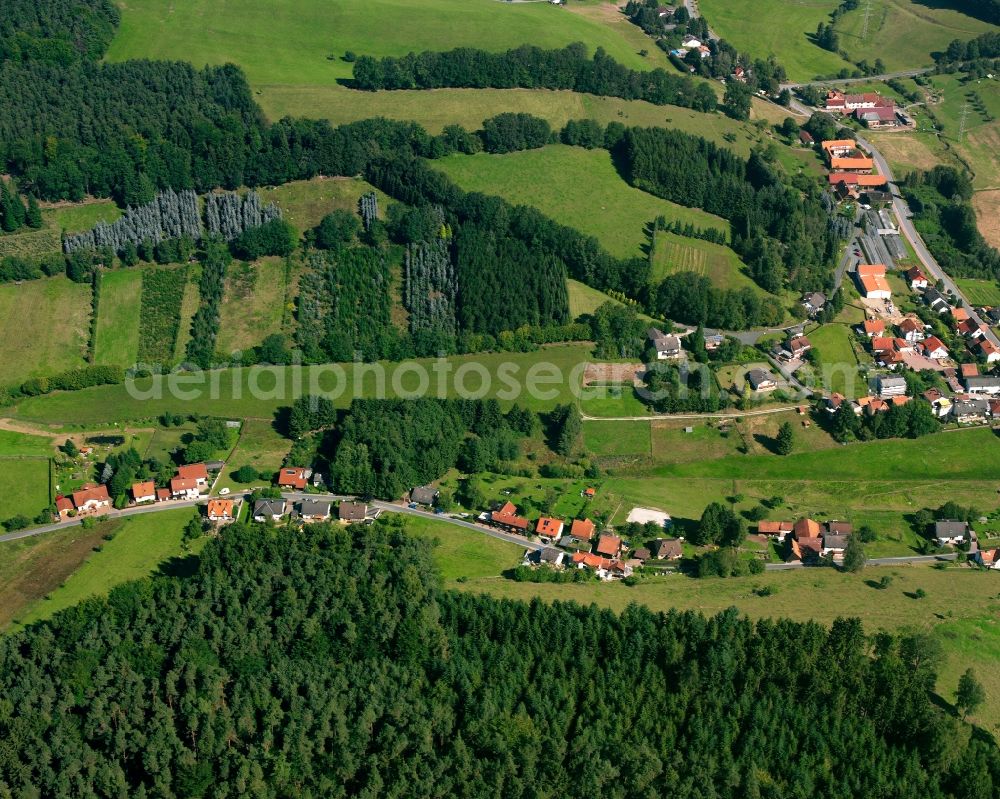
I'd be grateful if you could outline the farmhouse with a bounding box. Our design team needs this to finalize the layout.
[825,90,893,113]
[830,155,874,173]
[746,368,777,392]
[72,483,111,512]
[176,462,209,487]
[758,520,793,539]
[855,106,898,129]
[648,328,684,360]
[206,499,235,522]
[170,477,201,500]
[820,139,857,158]
[131,480,156,504]
[828,173,888,188]
[277,466,308,490]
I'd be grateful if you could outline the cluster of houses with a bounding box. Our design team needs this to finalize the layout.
[252,497,377,525]
[669,35,711,61]
[824,90,912,130]
[757,517,854,563]
[823,139,888,195]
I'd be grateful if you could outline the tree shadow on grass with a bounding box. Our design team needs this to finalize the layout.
[156,554,201,580]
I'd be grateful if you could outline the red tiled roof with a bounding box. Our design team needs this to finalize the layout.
[758,520,793,534]
[863,319,885,334]
[132,480,155,498]
[572,552,612,570]
[170,477,199,492]
[923,336,948,354]
[277,467,307,489]
[898,318,922,333]
[207,499,234,518]
[596,534,622,557]
[72,483,110,507]
[55,496,73,512]
[177,463,208,481]
[156,487,171,500]
[793,518,820,539]
[492,511,529,531]
[961,363,980,378]
[570,518,596,539]
[535,517,564,537]
[497,500,517,516]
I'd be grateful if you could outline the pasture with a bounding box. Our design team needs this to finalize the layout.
[13,508,204,629]
[259,177,389,233]
[435,145,728,259]
[833,0,996,73]
[697,0,849,81]
[107,0,654,86]
[649,231,769,296]
[808,322,863,397]
[47,200,122,234]
[0,226,61,260]
[972,191,1000,250]
[0,457,50,521]
[956,278,1000,307]
[94,269,142,367]
[404,514,526,582]
[0,276,90,386]
[216,419,293,492]
[566,278,657,322]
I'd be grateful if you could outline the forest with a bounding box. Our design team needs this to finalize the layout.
[352,43,719,112]
[0,518,996,797]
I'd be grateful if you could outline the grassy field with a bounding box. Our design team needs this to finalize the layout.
[107,0,655,86]
[972,191,1000,250]
[0,429,57,457]
[0,457,50,521]
[217,258,290,354]
[216,419,292,492]
[566,278,658,322]
[0,276,90,386]
[259,177,389,232]
[436,145,728,259]
[0,226,62,260]
[956,278,1000,306]
[584,418,653,458]
[46,200,122,234]
[650,231,769,295]
[808,322,862,397]
[405,514,526,582]
[10,344,596,425]
[174,271,201,362]
[833,0,997,72]
[13,508,204,630]
[698,0,849,81]
[94,269,142,367]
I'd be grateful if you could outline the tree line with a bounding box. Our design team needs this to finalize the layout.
[352,43,719,113]
[0,518,995,796]
[0,0,118,65]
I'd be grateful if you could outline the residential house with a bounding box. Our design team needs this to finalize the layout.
[826,521,854,536]
[820,138,857,157]
[975,548,1000,570]
[277,466,308,490]
[704,334,725,351]
[596,534,623,559]
[156,487,171,502]
[952,307,970,323]
[55,496,74,519]
[535,516,565,542]
[131,480,156,504]
[253,498,287,522]
[934,520,970,546]
[582,487,596,499]
[681,35,702,48]
[898,317,925,342]
[790,518,823,561]
[779,335,811,361]
[570,517,596,541]
[876,375,907,398]
[855,263,891,300]
[921,336,949,360]
[177,462,209,488]
[798,129,814,146]
[411,485,439,506]
[490,505,530,533]
[632,547,651,562]
[952,398,990,424]
[534,547,565,567]
[207,499,235,522]
[859,318,885,338]
[957,319,986,339]
[801,291,826,316]
[337,501,366,523]
[72,483,111,513]
[965,375,1000,396]
[906,267,929,290]
[571,552,616,580]
[648,328,684,360]
[746,368,777,392]
[855,106,898,128]
[976,338,1000,364]
[823,393,847,414]
[822,533,850,556]
[301,499,332,522]
[651,537,683,559]
[170,477,201,500]
[922,288,950,314]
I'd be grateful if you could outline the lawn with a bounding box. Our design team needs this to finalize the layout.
[650,231,771,296]
[833,0,997,73]
[584,419,652,459]
[0,457,50,521]
[956,278,1000,307]
[10,344,597,425]
[216,419,292,492]
[435,145,729,259]
[453,563,1000,732]
[566,278,658,322]
[94,269,142,367]
[808,322,863,397]
[13,508,204,629]
[698,0,850,81]
[217,257,290,355]
[0,429,57,457]
[0,276,91,386]
[46,200,122,234]
[259,177,389,233]
[107,0,654,86]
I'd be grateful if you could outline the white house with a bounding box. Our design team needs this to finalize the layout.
[253,499,287,522]
[934,520,970,546]
[72,484,111,513]
[876,375,907,398]
[648,328,684,360]
[170,477,201,500]
[921,336,949,360]
[131,480,156,504]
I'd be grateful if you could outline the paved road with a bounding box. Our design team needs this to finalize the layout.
[682,0,718,40]
[765,553,956,571]
[856,133,1000,349]
[0,498,204,543]
[581,405,801,422]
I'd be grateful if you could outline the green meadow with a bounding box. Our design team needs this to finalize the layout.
[436,145,728,259]
[0,457,50,521]
[94,269,142,367]
[107,0,654,86]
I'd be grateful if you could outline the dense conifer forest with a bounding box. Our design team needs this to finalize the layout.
[0,518,995,797]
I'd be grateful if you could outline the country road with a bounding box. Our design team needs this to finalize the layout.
[779,68,933,90]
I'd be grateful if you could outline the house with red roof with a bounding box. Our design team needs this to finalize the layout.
[905,267,928,290]
[177,463,209,486]
[170,477,201,500]
[132,480,156,504]
[72,483,111,513]
[277,466,308,490]
[535,516,565,542]
[55,496,74,519]
[859,318,884,337]
[922,336,949,360]
[596,534,623,559]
